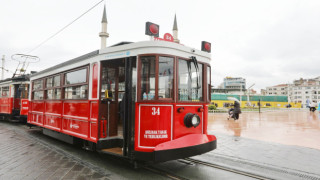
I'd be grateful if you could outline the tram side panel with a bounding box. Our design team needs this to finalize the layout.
[28,63,99,143]
[0,97,13,115]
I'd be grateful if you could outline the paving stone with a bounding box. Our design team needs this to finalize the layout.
[0,123,108,180]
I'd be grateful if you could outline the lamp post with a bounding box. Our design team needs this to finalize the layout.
[247,83,255,106]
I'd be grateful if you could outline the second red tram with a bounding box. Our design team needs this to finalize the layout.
[0,75,29,122]
[28,41,216,162]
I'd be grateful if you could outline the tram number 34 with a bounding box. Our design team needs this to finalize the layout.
[151,107,160,115]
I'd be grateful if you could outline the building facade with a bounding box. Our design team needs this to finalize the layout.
[265,77,320,107]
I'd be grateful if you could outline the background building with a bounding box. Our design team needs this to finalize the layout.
[264,76,320,107]
[265,84,288,96]
[212,77,246,94]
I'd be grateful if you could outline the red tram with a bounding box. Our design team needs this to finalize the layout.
[28,40,216,162]
[0,75,30,122]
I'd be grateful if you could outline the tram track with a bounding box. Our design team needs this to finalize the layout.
[183,158,271,180]
[144,166,189,180]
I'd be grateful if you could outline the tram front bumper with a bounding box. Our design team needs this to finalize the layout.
[135,134,217,162]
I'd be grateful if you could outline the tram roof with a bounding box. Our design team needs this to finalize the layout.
[31,41,211,79]
[0,74,30,85]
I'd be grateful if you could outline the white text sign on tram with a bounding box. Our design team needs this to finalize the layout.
[139,105,172,147]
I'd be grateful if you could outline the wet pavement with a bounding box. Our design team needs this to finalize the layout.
[0,122,167,180]
[208,110,320,150]
[1,110,320,179]
[205,110,320,179]
[0,123,108,180]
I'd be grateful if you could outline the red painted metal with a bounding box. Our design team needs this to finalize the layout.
[155,134,216,151]
[138,105,172,148]
[20,99,29,116]
[174,105,203,139]
[0,97,13,114]
[92,63,98,99]
[135,102,210,152]
[28,99,99,143]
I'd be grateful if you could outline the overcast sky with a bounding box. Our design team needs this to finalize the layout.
[1,0,320,92]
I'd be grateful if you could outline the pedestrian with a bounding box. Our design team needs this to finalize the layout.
[309,102,317,112]
[233,100,241,120]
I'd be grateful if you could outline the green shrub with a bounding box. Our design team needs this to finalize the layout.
[208,104,217,110]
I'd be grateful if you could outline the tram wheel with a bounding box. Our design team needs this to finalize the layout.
[82,140,96,151]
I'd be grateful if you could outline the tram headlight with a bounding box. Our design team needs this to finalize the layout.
[184,113,200,128]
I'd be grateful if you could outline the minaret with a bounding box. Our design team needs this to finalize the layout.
[99,5,109,49]
[172,14,180,43]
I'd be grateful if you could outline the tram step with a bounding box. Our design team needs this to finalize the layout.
[97,136,123,150]
[101,147,123,155]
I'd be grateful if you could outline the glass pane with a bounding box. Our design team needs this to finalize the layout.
[53,75,61,87]
[101,67,116,100]
[47,89,61,99]
[20,84,29,99]
[46,77,53,88]
[65,69,87,85]
[33,80,43,90]
[140,56,156,100]
[178,59,203,101]
[207,66,211,102]
[2,86,9,97]
[158,57,174,100]
[65,85,88,99]
[34,91,44,100]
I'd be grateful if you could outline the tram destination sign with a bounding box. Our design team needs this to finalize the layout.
[154,33,174,42]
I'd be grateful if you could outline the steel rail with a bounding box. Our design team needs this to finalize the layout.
[184,158,271,180]
[143,166,189,180]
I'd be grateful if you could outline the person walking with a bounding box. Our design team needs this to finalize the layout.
[233,101,241,120]
[309,101,317,112]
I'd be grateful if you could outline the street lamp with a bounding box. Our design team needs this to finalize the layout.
[247,83,255,106]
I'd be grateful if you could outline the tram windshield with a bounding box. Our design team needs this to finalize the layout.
[139,55,204,102]
[178,59,203,101]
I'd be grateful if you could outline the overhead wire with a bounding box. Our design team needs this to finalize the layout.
[26,0,104,54]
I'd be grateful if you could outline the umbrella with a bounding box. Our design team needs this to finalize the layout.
[227,97,239,102]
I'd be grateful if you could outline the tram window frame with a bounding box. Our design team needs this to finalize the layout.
[45,75,62,100]
[137,54,175,102]
[62,66,89,100]
[207,65,211,103]
[32,79,44,100]
[177,58,204,103]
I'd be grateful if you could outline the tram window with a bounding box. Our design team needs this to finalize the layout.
[158,56,174,100]
[47,89,61,99]
[2,86,9,97]
[33,80,43,90]
[140,56,156,100]
[46,77,53,88]
[20,84,29,99]
[65,69,87,85]
[53,75,60,87]
[207,66,211,102]
[33,91,44,100]
[178,59,203,101]
[101,66,116,100]
[64,85,88,99]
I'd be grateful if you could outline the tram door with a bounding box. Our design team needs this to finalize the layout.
[100,59,125,137]
[99,57,136,156]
